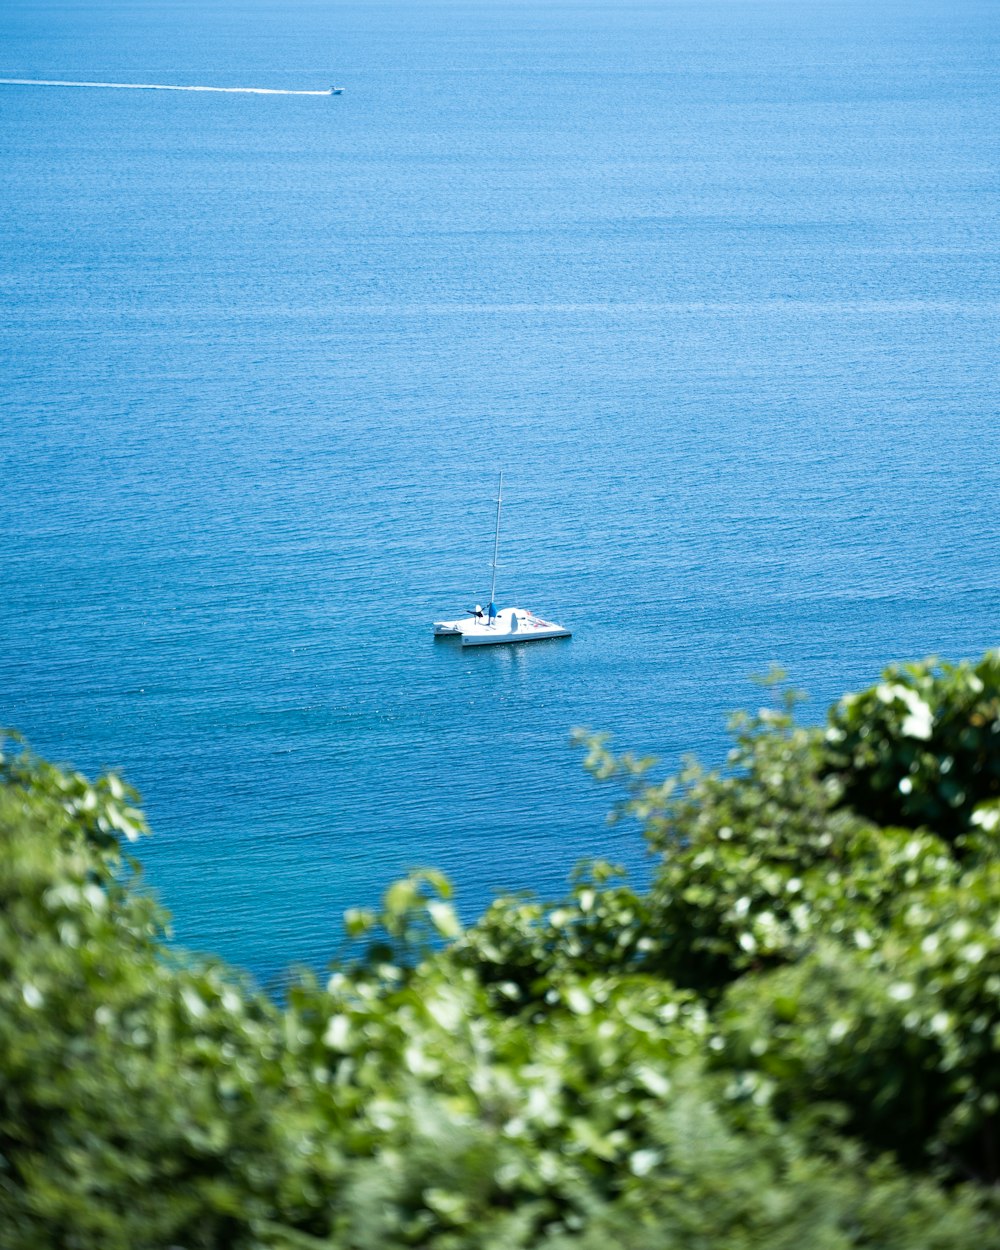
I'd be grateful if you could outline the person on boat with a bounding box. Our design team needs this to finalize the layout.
[473,604,485,622]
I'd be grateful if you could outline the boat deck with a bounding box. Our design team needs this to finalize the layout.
[459,608,571,646]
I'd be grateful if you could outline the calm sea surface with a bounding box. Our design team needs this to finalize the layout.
[2,0,998,981]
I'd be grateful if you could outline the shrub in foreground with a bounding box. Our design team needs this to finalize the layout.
[2,654,1000,1247]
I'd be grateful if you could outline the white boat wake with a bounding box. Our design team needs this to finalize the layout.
[0,77,339,96]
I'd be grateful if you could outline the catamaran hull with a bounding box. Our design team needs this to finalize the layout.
[433,616,481,636]
[460,610,571,646]
[462,627,571,646]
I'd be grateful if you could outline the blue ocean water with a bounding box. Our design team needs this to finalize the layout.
[2,0,998,982]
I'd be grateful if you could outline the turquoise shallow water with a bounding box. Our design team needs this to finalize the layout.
[2,0,998,981]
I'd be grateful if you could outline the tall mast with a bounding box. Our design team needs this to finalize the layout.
[489,471,503,607]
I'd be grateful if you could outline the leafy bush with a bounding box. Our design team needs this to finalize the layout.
[824,653,1000,845]
[717,864,1000,1178]
[3,654,1000,1247]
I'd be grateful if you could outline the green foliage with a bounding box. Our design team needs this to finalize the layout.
[0,739,288,1248]
[3,653,1000,1247]
[824,652,1000,845]
[717,863,1000,1178]
[342,868,463,967]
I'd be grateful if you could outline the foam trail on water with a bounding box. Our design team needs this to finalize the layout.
[0,77,336,96]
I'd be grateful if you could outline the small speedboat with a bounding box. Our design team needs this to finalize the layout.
[329,86,344,95]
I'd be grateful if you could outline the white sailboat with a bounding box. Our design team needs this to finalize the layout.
[433,473,571,646]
